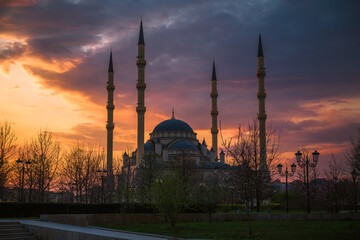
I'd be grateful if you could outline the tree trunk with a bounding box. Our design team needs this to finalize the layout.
[256,186,260,212]
[246,201,252,237]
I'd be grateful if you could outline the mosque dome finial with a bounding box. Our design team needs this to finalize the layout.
[171,107,175,119]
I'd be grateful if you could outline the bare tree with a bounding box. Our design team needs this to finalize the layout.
[0,121,17,201]
[118,152,137,205]
[12,143,34,202]
[347,123,360,173]
[58,144,104,203]
[61,143,86,202]
[221,120,280,212]
[30,130,61,202]
[220,120,280,237]
[324,153,343,213]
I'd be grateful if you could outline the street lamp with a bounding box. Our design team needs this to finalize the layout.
[295,150,320,214]
[97,169,108,203]
[16,158,32,202]
[351,169,358,212]
[277,162,296,213]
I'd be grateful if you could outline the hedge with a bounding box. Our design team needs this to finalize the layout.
[0,202,214,218]
[0,202,155,218]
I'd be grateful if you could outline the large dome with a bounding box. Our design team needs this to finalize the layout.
[153,118,194,133]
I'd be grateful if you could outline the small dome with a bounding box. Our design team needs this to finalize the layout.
[169,140,197,150]
[144,142,153,151]
[153,118,193,133]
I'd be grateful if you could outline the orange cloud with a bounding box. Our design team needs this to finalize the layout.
[0,0,38,7]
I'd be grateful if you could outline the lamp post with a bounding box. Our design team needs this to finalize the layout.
[295,150,320,214]
[16,158,31,202]
[277,162,296,213]
[351,170,358,212]
[97,169,108,203]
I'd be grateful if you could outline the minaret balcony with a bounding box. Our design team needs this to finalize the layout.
[211,110,218,115]
[257,113,267,120]
[256,70,266,76]
[106,124,114,130]
[136,82,146,89]
[211,128,219,134]
[136,59,147,66]
[107,85,115,90]
[106,105,115,110]
[136,106,146,112]
[257,91,266,98]
[210,92,218,97]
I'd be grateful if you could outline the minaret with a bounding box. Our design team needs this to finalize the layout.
[210,61,219,159]
[256,34,267,168]
[136,19,146,166]
[106,51,115,186]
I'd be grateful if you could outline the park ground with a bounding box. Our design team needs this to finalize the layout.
[99,220,360,240]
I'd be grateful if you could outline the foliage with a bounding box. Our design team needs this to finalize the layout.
[135,153,160,204]
[151,170,188,227]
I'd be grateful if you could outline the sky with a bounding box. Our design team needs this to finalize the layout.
[0,0,359,172]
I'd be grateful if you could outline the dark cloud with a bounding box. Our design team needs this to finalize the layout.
[0,40,26,72]
[0,41,25,60]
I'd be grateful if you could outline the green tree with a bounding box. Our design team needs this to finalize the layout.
[136,153,160,203]
[151,170,187,228]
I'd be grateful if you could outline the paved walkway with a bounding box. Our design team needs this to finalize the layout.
[17,220,179,240]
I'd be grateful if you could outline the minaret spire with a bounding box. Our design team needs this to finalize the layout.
[138,19,145,45]
[212,61,217,81]
[256,34,267,169]
[171,108,175,119]
[108,50,114,73]
[258,34,264,57]
[136,19,146,166]
[106,51,115,189]
[210,61,219,159]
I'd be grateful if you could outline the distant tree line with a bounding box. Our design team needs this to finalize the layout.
[0,121,119,203]
[0,120,359,227]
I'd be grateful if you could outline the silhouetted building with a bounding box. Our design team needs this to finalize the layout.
[122,20,226,169]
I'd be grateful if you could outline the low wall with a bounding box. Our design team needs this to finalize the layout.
[40,212,360,227]
[24,224,116,240]
[21,220,130,240]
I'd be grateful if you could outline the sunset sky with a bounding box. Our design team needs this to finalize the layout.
[0,0,359,171]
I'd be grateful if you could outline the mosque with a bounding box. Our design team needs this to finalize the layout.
[105,20,267,178]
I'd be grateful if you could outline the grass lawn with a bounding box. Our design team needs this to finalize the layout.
[98,220,360,240]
